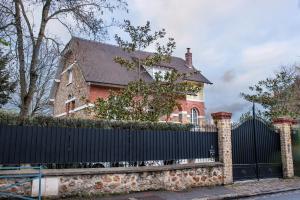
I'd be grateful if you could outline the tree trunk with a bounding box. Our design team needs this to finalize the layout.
[17,0,52,118]
[14,0,28,118]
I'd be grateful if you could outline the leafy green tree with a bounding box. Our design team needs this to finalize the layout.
[237,109,269,123]
[94,72,200,121]
[241,66,300,120]
[93,21,200,121]
[0,53,15,107]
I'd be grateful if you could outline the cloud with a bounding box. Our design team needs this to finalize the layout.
[222,70,235,83]
[206,101,250,119]
[27,0,300,119]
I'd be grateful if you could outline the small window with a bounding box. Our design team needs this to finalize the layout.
[66,95,75,116]
[190,108,199,126]
[67,69,73,85]
[71,100,75,111]
[66,103,70,115]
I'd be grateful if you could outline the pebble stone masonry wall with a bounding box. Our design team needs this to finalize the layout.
[0,163,224,198]
[273,117,295,178]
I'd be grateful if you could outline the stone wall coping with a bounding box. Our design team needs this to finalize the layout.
[211,112,232,120]
[273,117,297,125]
[0,162,223,176]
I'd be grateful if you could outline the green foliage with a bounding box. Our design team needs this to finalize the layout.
[94,71,200,121]
[0,38,9,46]
[0,53,15,107]
[238,110,269,123]
[0,110,192,131]
[114,20,176,69]
[93,20,201,122]
[241,66,300,120]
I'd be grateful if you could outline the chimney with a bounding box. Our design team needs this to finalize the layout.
[185,48,192,68]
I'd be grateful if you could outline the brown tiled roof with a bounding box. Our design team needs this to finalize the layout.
[50,37,212,99]
[62,37,212,85]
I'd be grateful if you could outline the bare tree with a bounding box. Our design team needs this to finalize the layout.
[9,40,59,115]
[0,0,127,118]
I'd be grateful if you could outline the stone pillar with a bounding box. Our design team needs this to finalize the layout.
[273,117,295,178]
[211,112,233,184]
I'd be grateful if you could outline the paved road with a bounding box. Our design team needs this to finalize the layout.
[244,190,300,200]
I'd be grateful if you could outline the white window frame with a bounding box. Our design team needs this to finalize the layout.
[144,65,171,81]
[67,69,73,85]
[190,108,199,125]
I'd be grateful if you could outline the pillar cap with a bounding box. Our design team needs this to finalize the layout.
[273,117,297,125]
[211,112,232,120]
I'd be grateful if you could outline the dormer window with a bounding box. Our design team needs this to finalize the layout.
[144,66,171,81]
[67,69,73,85]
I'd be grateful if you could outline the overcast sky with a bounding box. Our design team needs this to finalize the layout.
[48,0,300,121]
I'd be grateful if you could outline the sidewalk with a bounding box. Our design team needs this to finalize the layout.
[74,178,300,200]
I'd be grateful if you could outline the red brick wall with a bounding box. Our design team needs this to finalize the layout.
[178,99,205,116]
[89,85,205,124]
[89,85,120,102]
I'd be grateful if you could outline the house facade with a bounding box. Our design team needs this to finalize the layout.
[50,37,212,126]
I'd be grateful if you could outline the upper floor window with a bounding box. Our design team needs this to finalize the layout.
[190,108,199,126]
[67,69,73,85]
[186,87,204,102]
[144,66,171,81]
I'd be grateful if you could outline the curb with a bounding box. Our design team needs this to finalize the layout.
[200,186,300,200]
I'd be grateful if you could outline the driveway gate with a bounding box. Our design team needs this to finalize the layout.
[292,128,300,176]
[232,117,282,181]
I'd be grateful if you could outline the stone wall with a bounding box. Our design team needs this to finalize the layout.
[0,163,223,198]
[274,117,295,178]
[53,52,90,118]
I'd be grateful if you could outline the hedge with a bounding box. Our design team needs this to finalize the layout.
[0,111,193,131]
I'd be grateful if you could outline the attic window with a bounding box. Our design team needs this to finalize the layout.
[67,69,73,85]
[144,66,171,80]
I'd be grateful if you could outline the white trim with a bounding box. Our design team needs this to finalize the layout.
[186,99,204,102]
[69,103,94,113]
[54,79,61,83]
[49,99,55,102]
[187,115,204,118]
[65,97,76,104]
[178,111,188,114]
[61,62,76,75]
[55,112,67,117]
[66,82,72,86]
[54,104,94,117]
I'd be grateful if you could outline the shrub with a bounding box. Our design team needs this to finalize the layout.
[0,110,192,131]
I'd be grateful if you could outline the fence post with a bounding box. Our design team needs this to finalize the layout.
[273,117,295,178]
[211,112,233,184]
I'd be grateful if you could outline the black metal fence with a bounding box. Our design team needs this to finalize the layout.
[0,124,218,166]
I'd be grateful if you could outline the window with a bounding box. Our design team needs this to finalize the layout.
[66,95,75,116]
[186,87,204,102]
[190,108,199,125]
[144,66,171,81]
[67,69,73,85]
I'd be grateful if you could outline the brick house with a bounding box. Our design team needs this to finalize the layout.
[50,37,212,125]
